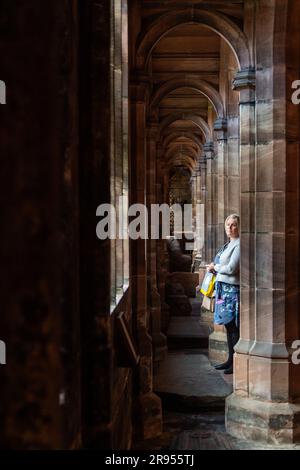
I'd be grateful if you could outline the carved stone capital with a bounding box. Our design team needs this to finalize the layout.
[203,141,214,152]
[203,141,215,159]
[232,67,256,91]
[213,118,227,132]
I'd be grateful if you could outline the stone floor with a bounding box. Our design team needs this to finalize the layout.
[134,298,300,451]
[134,409,300,450]
[154,350,232,411]
[166,317,209,349]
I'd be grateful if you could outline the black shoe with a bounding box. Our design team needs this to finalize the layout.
[214,361,232,370]
[223,365,233,374]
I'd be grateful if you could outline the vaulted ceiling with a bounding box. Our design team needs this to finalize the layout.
[140,1,242,175]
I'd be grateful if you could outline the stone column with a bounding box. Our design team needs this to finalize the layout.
[198,156,207,263]
[225,67,256,436]
[190,169,197,262]
[203,135,227,362]
[214,118,228,248]
[155,147,170,333]
[204,141,217,263]
[130,82,162,439]
[146,124,167,363]
[226,1,300,443]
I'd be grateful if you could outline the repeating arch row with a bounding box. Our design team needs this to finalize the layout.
[136,8,251,71]
[151,77,225,119]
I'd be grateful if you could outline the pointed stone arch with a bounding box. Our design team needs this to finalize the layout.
[151,77,225,118]
[136,8,251,71]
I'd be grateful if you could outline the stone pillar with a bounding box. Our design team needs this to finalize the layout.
[226,80,240,215]
[229,67,256,381]
[207,121,229,363]
[204,140,217,263]
[206,126,228,362]
[199,156,208,263]
[190,169,197,262]
[226,1,300,443]
[146,124,167,362]
[155,148,170,333]
[130,83,162,439]
[214,118,228,248]
[225,67,257,438]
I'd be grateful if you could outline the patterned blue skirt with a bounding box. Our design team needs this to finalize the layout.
[213,281,240,327]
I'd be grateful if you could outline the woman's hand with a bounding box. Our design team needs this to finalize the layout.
[206,263,215,273]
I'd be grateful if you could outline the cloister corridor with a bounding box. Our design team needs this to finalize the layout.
[1,0,300,451]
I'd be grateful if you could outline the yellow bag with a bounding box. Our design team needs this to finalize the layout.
[200,272,216,297]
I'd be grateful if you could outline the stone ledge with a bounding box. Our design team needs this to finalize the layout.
[226,394,300,444]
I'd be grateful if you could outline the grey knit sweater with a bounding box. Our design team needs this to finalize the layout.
[214,238,240,285]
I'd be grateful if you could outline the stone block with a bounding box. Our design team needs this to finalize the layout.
[227,176,240,214]
[256,190,285,233]
[272,232,285,289]
[240,192,254,234]
[209,329,228,363]
[256,100,273,143]
[239,286,255,341]
[270,289,286,343]
[255,288,285,343]
[256,98,286,144]
[240,144,255,192]
[165,280,192,316]
[167,272,199,298]
[256,233,273,289]
[240,232,255,287]
[256,143,271,192]
[227,116,239,140]
[273,139,287,191]
[226,394,300,444]
[249,356,289,402]
[227,138,239,176]
[256,67,274,101]
[234,352,249,396]
[240,104,255,145]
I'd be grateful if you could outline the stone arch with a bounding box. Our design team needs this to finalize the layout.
[136,8,251,71]
[166,140,200,156]
[163,132,202,150]
[167,156,195,173]
[159,113,211,142]
[166,145,198,162]
[151,78,225,118]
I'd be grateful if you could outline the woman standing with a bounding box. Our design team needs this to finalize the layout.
[206,214,240,375]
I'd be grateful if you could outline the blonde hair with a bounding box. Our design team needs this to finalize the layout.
[225,213,240,227]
